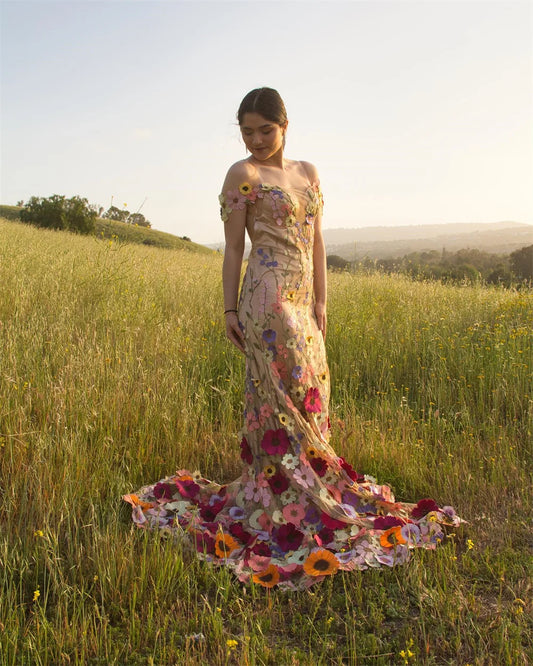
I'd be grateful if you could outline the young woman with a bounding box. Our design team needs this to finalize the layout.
[124,88,461,590]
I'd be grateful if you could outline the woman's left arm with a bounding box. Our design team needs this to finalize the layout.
[301,161,327,339]
[313,215,327,339]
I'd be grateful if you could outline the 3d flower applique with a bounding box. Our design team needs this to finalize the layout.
[380,527,408,549]
[219,190,246,222]
[303,549,339,577]
[304,387,322,413]
[280,489,297,505]
[260,184,297,226]
[261,428,290,456]
[305,182,324,225]
[239,182,253,195]
[252,563,280,587]
[293,466,315,489]
[282,502,306,525]
[262,328,277,344]
[267,470,290,495]
[310,457,329,477]
[214,532,240,559]
[411,498,440,518]
[281,453,299,470]
[275,523,304,551]
[263,464,277,478]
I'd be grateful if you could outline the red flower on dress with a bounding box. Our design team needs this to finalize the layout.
[240,437,253,464]
[338,457,365,483]
[373,516,405,530]
[175,479,200,499]
[199,499,226,521]
[304,387,322,413]
[194,532,216,554]
[261,428,290,456]
[412,498,440,518]
[310,457,328,477]
[275,523,304,552]
[153,483,175,500]
[250,542,271,556]
[320,512,346,530]
[229,523,254,545]
[316,527,335,546]
[267,470,290,495]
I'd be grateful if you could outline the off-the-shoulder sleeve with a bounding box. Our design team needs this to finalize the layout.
[314,183,324,214]
[305,182,324,224]
[219,182,259,222]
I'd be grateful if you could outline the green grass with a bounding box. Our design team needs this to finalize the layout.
[0,217,531,665]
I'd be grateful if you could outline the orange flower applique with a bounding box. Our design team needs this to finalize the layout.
[214,532,240,559]
[123,494,154,511]
[252,564,280,588]
[380,526,407,549]
[303,549,339,577]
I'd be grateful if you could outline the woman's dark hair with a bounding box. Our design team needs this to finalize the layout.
[237,87,288,126]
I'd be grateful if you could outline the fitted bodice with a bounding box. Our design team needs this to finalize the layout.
[220,181,324,259]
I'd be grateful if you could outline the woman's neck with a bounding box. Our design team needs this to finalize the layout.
[249,149,285,170]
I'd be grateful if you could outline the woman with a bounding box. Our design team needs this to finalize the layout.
[124,88,461,590]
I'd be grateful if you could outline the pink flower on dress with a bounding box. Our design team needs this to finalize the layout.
[304,387,322,413]
[272,360,288,380]
[261,428,290,456]
[272,302,283,314]
[246,412,260,432]
[282,503,306,525]
[293,466,315,488]
[260,404,273,419]
[243,480,258,501]
[225,190,246,210]
[254,486,272,507]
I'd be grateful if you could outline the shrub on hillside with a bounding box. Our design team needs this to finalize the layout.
[20,195,97,234]
[102,206,151,228]
[510,244,533,281]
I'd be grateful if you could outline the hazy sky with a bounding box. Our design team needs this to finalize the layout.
[1,0,532,244]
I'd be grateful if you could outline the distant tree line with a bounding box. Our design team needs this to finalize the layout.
[17,195,152,235]
[102,205,151,228]
[327,245,533,286]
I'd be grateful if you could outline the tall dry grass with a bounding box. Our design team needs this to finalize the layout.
[1,218,531,665]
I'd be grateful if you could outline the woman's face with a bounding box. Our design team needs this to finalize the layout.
[240,112,286,162]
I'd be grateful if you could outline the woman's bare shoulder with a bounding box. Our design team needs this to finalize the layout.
[223,159,256,184]
[298,160,320,183]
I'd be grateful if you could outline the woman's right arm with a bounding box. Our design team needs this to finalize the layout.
[221,165,248,353]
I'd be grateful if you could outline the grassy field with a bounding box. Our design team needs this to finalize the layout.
[0,217,531,665]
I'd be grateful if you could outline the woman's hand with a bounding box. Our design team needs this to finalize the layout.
[225,312,245,353]
[315,302,327,339]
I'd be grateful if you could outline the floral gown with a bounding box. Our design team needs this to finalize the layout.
[124,180,462,590]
